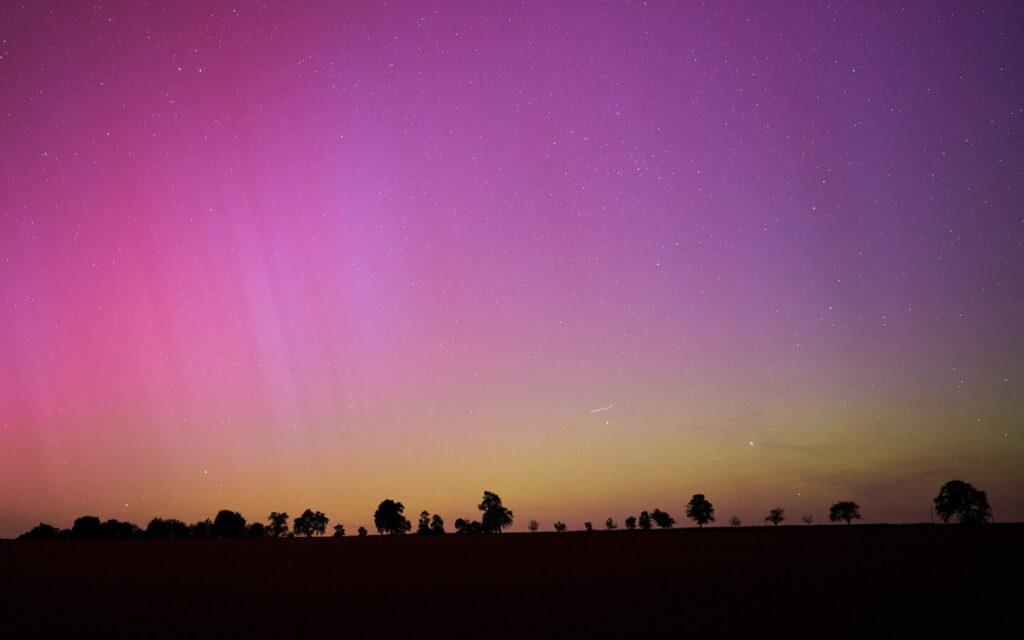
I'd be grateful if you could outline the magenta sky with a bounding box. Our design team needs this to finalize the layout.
[2,1,1022,537]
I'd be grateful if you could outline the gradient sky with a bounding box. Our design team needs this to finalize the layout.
[1,1,1022,537]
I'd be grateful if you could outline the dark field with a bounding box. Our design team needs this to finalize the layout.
[2,525,1019,637]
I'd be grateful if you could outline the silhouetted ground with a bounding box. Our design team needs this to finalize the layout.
[1,524,1019,637]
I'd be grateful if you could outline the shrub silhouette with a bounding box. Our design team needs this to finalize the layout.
[454,518,483,534]
[828,501,861,525]
[765,508,785,526]
[638,511,652,530]
[357,526,368,536]
[934,480,992,525]
[801,515,814,525]
[651,509,674,529]
[584,522,593,532]
[605,518,617,530]
[729,516,741,527]
[374,499,411,535]
[293,509,329,537]
[430,514,445,534]
[332,524,346,537]
[553,521,567,533]
[247,523,267,537]
[213,510,247,537]
[685,494,715,528]
[19,523,62,540]
[267,512,289,537]
[528,519,539,532]
[478,491,513,534]
[624,516,637,530]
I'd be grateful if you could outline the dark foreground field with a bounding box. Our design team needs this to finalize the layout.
[2,525,1020,637]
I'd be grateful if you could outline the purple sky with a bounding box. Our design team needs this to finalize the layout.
[1,1,1022,537]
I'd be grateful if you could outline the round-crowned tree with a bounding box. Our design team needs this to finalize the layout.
[829,501,862,525]
[374,499,411,535]
[686,494,715,528]
[934,480,992,525]
[293,509,329,537]
[213,510,247,537]
[651,509,675,529]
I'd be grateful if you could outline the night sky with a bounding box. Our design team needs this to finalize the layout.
[2,1,1022,537]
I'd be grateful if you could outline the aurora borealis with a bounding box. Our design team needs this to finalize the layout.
[1,1,1022,537]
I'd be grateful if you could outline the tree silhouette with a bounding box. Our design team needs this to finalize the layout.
[605,518,617,530]
[357,526,368,536]
[765,508,785,526]
[333,524,346,537]
[190,519,214,538]
[429,514,445,534]
[651,509,675,529]
[100,519,141,539]
[584,522,593,532]
[638,511,652,530]
[293,509,329,537]
[553,521,567,533]
[528,519,539,532]
[146,518,190,539]
[247,523,267,537]
[417,510,432,535]
[267,512,289,537]
[213,510,247,537]
[71,516,102,539]
[374,499,411,535]
[934,480,992,525]
[729,516,742,527]
[624,516,637,531]
[478,491,513,534]
[685,494,715,528]
[828,501,862,525]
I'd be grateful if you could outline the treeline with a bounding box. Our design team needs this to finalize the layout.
[18,491,514,540]
[18,508,342,541]
[16,480,994,540]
